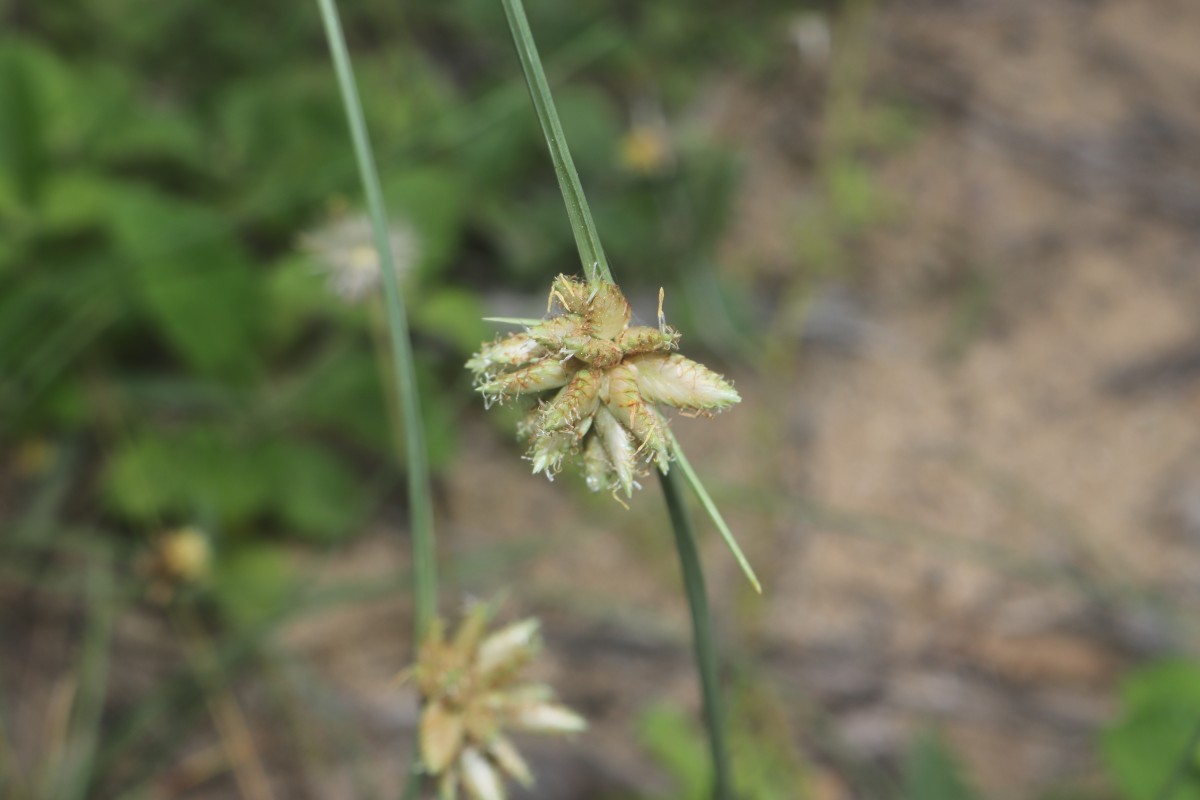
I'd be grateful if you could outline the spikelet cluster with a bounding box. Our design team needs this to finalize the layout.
[467,276,739,497]
[403,605,586,800]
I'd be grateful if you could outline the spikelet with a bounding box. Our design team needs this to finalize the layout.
[539,369,602,432]
[477,360,573,407]
[528,428,575,476]
[605,363,670,472]
[466,333,546,376]
[627,353,740,411]
[549,273,590,315]
[583,433,616,494]
[582,282,631,340]
[529,314,585,349]
[592,405,637,496]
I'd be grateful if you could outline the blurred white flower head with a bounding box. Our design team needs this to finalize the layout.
[400,602,586,800]
[790,12,831,65]
[301,214,419,303]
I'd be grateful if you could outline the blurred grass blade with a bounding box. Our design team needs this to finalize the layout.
[54,557,118,800]
[315,0,437,633]
[668,431,761,594]
[658,469,733,800]
[499,0,612,287]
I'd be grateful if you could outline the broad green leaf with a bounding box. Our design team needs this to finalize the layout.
[212,544,295,629]
[265,440,366,542]
[216,68,355,224]
[1104,660,1200,800]
[291,352,390,450]
[0,44,48,210]
[108,188,260,376]
[41,170,125,232]
[104,430,270,524]
[93,101,205,169]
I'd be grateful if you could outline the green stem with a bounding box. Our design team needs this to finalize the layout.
[315,0,437,636]
[316,8,437,796]
[400,762,421,800]
[501,0,742,793]
[668,430,761,593]
[499,0,613,287]
[659,469,733,800]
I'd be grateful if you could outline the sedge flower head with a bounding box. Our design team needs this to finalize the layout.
[402,604,586,800]
[301,213,419,304]
[467,275,740,497]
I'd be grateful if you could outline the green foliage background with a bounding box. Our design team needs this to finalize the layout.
[0,4,792,793]
[0,0,786,551]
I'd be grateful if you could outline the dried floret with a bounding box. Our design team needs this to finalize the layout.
[403,604,586,800]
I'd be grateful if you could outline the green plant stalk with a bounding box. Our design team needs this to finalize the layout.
[668,430,761,593]
[499,0,612,287]
[315,0,437,635]
[316,6,437,796]
[659,468,733,800]
[499,1,742,794]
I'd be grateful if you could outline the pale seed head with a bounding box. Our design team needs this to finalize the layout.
[467,276,739,497]
[302,214,419,304]
[406,606,585,799]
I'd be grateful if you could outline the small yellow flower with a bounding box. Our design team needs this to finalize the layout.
[403,604,586,800]
[619,126,673,175]
[138,526,211,603]
[13,438,55,477]
[467,276,740,497]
